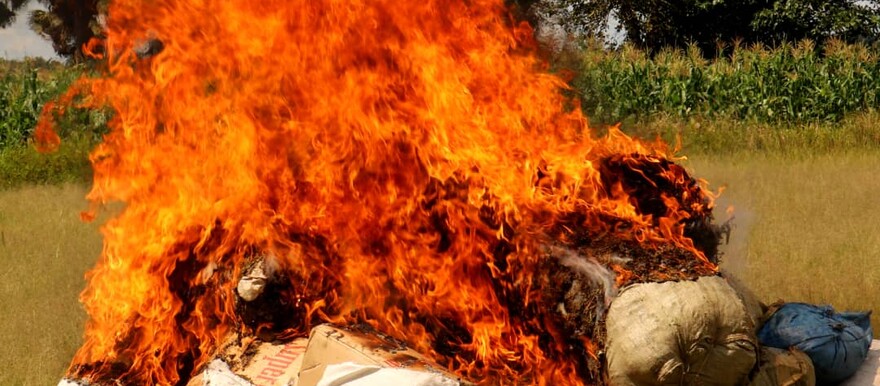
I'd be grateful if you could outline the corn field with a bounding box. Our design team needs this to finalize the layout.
[0,60,94,144]
[575,40,880,124]
[0,66,56,147]
[3,40,880,187]
[0,60,105,186]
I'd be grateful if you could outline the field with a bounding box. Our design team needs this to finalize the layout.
[3,42,880,384]
[0,184,100,385]
[1,149,878,385]
[688,152,880,330]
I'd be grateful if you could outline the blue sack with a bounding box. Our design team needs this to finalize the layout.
[758,302,873,385]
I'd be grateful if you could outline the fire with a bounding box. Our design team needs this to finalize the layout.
[41,0,720,384]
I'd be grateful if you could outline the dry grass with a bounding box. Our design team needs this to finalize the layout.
[1,151,878,384]
[686,151,880,337]
[0,184,101,385]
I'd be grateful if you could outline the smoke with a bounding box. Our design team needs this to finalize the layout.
[714,196,754,279]
[552,246,621,313]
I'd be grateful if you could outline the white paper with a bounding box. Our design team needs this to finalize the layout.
[316,362,459,386]
[198,359,254,386]
[57,380,88,386]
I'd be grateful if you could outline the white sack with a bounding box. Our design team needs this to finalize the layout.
[605,276,759,386]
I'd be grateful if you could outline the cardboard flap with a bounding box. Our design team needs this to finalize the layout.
[188,338,308,386]
[298,324,462,386]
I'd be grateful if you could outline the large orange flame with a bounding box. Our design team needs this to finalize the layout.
[44,0,719,384]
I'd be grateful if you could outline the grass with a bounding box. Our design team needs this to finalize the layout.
[686,151,880,338]
[0,149,877,386]
[609,110,880,155]
[0,184,103,385]
[0,138,93,189]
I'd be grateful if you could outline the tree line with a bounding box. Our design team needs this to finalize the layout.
[0,0,100,62]
[2,0,879,60]
[512,0,879,56]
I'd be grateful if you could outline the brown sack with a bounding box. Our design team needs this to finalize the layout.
[748,347,815,386]
[605,276,759,386]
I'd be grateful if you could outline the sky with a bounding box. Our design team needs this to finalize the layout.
[0,2,59,60]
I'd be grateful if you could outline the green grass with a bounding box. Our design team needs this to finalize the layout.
[0,184,103,385]
[0,138,93,189]
[609,110,880,156]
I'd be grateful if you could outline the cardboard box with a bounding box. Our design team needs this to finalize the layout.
[244,338,309,386]
[188,337,309,386]
[297,324,464,386]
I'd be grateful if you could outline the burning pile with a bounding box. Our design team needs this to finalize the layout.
[40,0,727,385]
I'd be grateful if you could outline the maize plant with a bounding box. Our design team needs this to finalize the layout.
[575,40,880,124]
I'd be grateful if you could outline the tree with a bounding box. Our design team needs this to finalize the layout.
[0,0,101,61]
[28,0,102,62]
[0,0,28,28]
[517,0,769,55]
[752,0,880,45]
[613,0,768,55]
[513,0,612,36]
[518,0,880,56]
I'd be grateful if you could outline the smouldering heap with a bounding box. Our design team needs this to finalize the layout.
[39,0,719,384]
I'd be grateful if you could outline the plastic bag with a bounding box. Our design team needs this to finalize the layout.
[758,302,873,385]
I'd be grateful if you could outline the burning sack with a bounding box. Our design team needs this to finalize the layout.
[605,275,759,386]
[748,347,815,386]
[758,303,873,385]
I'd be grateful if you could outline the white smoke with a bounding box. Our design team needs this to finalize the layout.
[550,245,622,315]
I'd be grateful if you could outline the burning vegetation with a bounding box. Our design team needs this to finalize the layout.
[40,0,726,385]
